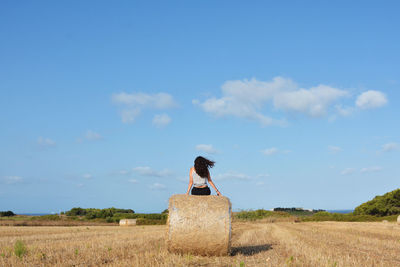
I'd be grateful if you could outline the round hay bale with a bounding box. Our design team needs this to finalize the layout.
[397,215,400,225]
[167,194,232,256]
[119,219,136,226]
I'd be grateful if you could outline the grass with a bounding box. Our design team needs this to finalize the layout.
[302,211,398,222]
[0,221,399,266]
[14,240,27,259]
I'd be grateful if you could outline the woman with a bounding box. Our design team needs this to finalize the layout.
[186,156,222,196]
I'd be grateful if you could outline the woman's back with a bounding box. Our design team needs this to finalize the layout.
[192,168,207,187]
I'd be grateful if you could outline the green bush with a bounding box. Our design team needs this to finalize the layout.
[62,207,170,224]
[14,240,27,259]
[353,188,400,216]
[34,215,61,221]
[234,209,290,220]
[65,207,135,219]
[0,211,15,217]
[302,212,398,222]
[136,218,167,225]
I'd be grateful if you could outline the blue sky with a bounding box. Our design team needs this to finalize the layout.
[1,1,399,213]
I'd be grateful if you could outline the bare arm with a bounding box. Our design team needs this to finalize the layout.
[186,167,194,195]
[208,173,221,196]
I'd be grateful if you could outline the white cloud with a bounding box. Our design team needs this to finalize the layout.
[381,142,399,152]
[120,108,140,123]
[261,147,279,156]
[132,166,171,177]
[37,137,56,147]
[195,144,218,154]
[150,183,166,190]
[82,174,92,179]
[341,168,356,175]
[356,90,387,109]
[152,114,171,128]
[112,92,176,108]
[273,85,349,117]
[214,172,250,181]
[2,176,23,184]
[194,77,351,125]
[360,166,382,173]
[128,179,138,184]
[335,105,354,117]
[112,92,177,124]
[328,146,342,153]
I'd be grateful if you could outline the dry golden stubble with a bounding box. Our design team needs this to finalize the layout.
[0,221,399,266]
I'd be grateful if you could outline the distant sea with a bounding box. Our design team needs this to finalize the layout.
[327,210,353,214]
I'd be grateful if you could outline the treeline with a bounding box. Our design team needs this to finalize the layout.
[0,211,15,217]
[65,207,135,218]
[274,207,325,214]
[63,207,168,224]
[235,209,291,220]
[353,188,400,216]
[302,211,398,222]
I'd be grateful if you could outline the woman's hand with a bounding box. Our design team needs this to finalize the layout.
[216,191,222,196]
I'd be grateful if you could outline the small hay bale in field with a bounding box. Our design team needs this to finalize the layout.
[119,219,136,226]
[167,194,232,256]
[382,220,389,223]
[397,215,400,225]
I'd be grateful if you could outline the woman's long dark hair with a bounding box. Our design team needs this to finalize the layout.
[194,156,215,178]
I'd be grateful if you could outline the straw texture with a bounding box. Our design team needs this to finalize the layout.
[397,215,400,225]
[167,194,232,256]
[119,219,137,226]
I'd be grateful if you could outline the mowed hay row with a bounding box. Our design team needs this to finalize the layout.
[268,222,400,266]
[119,219,137,226]
[0,226,170,267]
[1,222,400,266]
[0,223,279,267]
[167,194,232,256]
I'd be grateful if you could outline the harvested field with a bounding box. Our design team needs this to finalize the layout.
[0,221,399,266]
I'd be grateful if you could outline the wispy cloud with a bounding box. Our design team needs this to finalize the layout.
[77,130,102,143]
[118,170,130,175]
[128,179,138,184]
[214,172,250,181]
[341,168,356,175]
[360,166,382,173]
[37,137,56,147]
[152,114,171,128]
[82,174,92,179]
[381,142,399,152]
[133,166,172,177]
[195,144,218,154]
[85,130,102,141]
[261,147,279,156]
[1,176,23,184]
[150,183,166,190]
[335,105,354,117]
[112,92,177,124]
[328,145,342,153]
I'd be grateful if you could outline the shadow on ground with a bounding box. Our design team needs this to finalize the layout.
[231,244,272,256]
